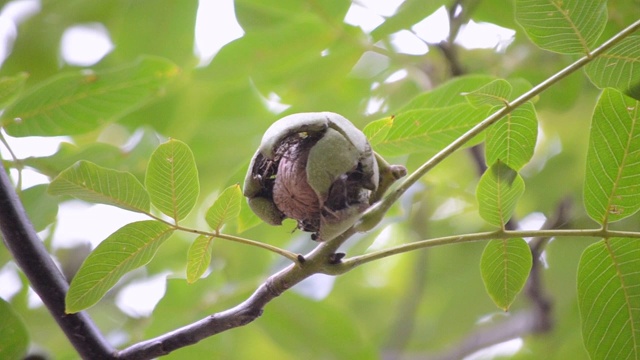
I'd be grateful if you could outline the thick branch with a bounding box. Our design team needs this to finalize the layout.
[115,242,334,359]
[0,160,115,359]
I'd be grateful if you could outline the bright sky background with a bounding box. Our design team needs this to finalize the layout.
[0,1,521,354]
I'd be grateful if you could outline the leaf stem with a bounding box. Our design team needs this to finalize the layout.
[356,19,640,237]
[213,232,301,263]
[145,212,300,263]
[328,227,640,274]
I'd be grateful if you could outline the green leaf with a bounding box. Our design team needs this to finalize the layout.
[236,0,349,31]
[585,35,640,101]
[0,72,28,109]
[463,79,512,107]
[65,220,173,313]
[374,104,487,157]
[370,0,442,41]
[145,139,200,222]
[578,238,640,360]
[49,161,150,213]
[362,116,393,147]
[485,102,538,170]
[186,235,214,284]
[112,0,198,66]
[205,184,243,232]
[1,57,178,137]
[515,0,607,54]
[480,238,532,311]
[477,162,525,227]
[0,298,29,360]
[24,142,124,178]
[23,129,160,179]
[401,75,497,110]
[200,17,336,92]
[584,88,640,225]
[20,184,59,232]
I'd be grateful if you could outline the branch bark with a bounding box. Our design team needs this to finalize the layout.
[115,260,313,359]
[0,161,115,359]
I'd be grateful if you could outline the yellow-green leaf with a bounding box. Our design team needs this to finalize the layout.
[0,72,28,109]
[515,0,607,54]
[49,161,150,213]
[363,116,393,147]
[463,79,512,108]
[186,235,214,284]
[0,298,29,360]
[480,238,532,311]
[65,221,173,313]
[477,162,525,227]
[1,57,178,137]
[145,139,200,222]
[485,102,538,170]
[584,89,640,225]
[585,35,640,101]
[374,104,487,157]
[578,238,640,360]
[205,184,243,231]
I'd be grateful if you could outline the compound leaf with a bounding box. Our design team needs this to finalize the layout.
[205,184,243,232]
[0,72,28,109]
[2,57,178,137]
[66,221,173,313]
[585,35,640,101]
[584,88,640,225]
[578,238,640,360]
[515,0,607,54]
[480,238,532,311]
[0,298,29,360]
[485,102,538,170]
[374,104,487,157]
[477,162,525,227]
[146,139,200,223]
[186,235,215,284]
[49,160,150,213]
[463,79,512,108]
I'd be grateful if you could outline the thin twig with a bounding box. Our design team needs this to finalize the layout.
[146,212,300,262]
[331,226,640,273]
[355,19,640,241]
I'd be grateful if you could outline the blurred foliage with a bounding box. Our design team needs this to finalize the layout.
[0,0,639,359]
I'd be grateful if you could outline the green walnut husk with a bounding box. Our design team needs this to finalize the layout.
[243,112,405,241]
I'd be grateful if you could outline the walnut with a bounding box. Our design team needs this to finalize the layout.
[243,112,406,241]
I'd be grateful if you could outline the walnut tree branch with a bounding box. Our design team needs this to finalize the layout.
[115,241,336,359]
[0,158,116,360]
